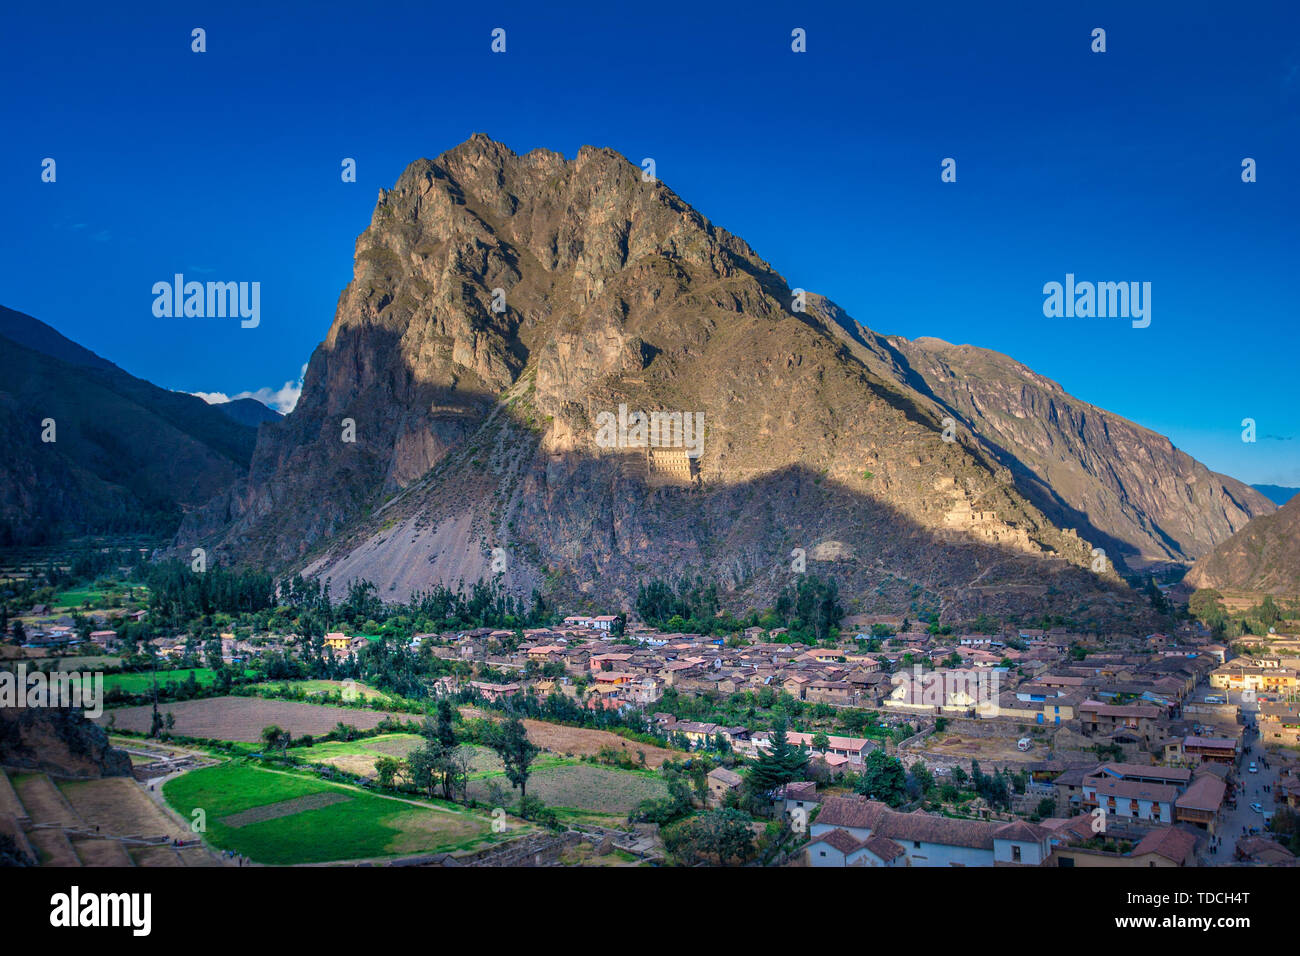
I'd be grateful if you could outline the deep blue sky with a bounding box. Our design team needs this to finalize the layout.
[3,1,1298,484]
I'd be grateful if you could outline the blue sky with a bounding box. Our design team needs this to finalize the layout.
[3,1,1298,484]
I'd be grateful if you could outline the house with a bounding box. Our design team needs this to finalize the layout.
[1259,702,1300,747]
[706,767,743,806]
[1173,774,1226,833]
[323,632,351,653]
[1234,836,1296,866]
[468,681,520,703]
[1181,736,1238,766]
[1078,700,1161,742]
[805,828,906,868]
[1080,775,1177,825]
[562,614,620,632]
[773,781,820,817]
[673,721,721,748]
[807,795,1054,867]
[805,680,858,707]
[783,732,875,767]
[88,630,119,650]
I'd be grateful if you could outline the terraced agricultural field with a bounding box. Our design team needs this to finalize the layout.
[515,719,680,768]
[250,679,396,702]
[58,776,188,841]
[458,708,682,768]
[467,761,668,823]
[163,763,494,864]
[290,733,427,776]
[97,696,417,741]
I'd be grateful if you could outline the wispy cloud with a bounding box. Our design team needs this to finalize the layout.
[191,363,307,413]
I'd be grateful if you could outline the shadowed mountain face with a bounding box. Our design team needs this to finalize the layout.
[1186,495,1300,594]
[174,134,1254,625]
[0,306,257,545]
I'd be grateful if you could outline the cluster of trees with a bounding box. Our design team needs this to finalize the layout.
[944,760,1015,810]
[770,575,843,642]
[394,701,477,802]
[1190,588,1295,640]
[661,809,757,865]
[140,560,275,623]
[634,572,845,641]
[630,762,706,825]
[635,575,727,632]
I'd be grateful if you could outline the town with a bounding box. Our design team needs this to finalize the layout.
[3,550,1297,869]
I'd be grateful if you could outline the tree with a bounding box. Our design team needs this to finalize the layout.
[434,698,457,748]
[906,759,934,798]
[662,809,756,865]
[856,750,908,807]
[261,725,287,753]
[375,756,401,789]
[204,638,223,669]
[811,732,831,754]
[405,742,441,799]
[745,719,809,799]
[447,745,475,803]
[486,717,540,810]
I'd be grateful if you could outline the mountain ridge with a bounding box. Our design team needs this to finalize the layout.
[0,306,258,544]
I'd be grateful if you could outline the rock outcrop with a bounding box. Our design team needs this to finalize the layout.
[0,706,132,778]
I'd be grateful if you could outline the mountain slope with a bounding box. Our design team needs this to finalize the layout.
[0,306,258,544]
[862,333,1270,569]
[175,134,1236,626]
[212,397,283,428]
[1185,495,1300,594]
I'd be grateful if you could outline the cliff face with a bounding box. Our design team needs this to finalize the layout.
[0,707,132,778]
[1186,495,1300,594]
[174,134,1260,627]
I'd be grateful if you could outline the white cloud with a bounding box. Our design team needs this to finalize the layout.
[191,364,307,414]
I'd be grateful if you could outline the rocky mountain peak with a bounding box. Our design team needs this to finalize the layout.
[174,136,1270,626]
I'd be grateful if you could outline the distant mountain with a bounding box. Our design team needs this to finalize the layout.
[1251,484,1300,507]
[1186,495,1300,594]
[835,328,1274,569]
[174,135,1267,628]
[0,305,258,545]
[212,397,283,428]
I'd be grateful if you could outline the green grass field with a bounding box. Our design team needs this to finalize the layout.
[52,582,150,609]
[84,667,255,695]
[287,734,661,824]
[163,762,494,864]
